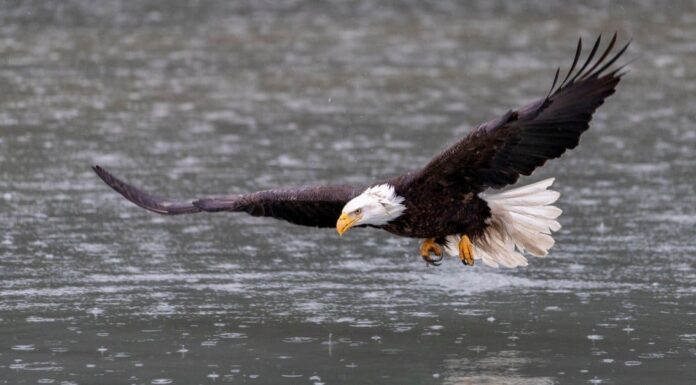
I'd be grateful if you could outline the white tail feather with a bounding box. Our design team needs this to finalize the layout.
[444,178,562,268]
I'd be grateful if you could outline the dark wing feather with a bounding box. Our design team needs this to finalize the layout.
[93,165,360,228]
[412,34,630,192]
[195,186,362,227]
[93,165,200,215]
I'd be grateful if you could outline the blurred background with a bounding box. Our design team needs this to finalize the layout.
[0,0,695,384]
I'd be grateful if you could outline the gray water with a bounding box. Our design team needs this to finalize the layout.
[1,1,695,384]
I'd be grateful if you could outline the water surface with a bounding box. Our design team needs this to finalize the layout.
[1,1,695,384]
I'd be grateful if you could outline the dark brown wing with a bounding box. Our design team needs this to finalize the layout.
[411,34,630,192]
[93,165,361,228]
[194,186,362,227]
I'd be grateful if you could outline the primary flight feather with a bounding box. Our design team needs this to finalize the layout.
[94,34,629,268]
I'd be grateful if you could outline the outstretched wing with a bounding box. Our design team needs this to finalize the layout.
[412,34,630,193]
[93,165,361,228]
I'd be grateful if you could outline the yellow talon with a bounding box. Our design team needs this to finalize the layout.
[459,235,475,266]
[420,238,443,266]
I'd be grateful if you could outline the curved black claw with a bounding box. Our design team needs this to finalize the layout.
[420,238,445,267]
[422,254,444,267]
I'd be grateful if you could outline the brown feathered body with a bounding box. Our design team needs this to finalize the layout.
[379,173,491,239]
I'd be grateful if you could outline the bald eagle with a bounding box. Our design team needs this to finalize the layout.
[94,34,629,268]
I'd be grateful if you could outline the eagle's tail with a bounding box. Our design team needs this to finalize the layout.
[446,178,562,268]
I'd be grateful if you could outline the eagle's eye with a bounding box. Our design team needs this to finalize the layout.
[354,208,362,215]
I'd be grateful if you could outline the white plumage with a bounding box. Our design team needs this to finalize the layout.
[341,184,406,226]
[444,178,562,268]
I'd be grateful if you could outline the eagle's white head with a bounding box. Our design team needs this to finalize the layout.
[336,184,406,236]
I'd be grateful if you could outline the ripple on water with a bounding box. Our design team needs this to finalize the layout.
[350,319,379,328]
[12,344,35,351]
[151,379,174,385]
[219,332,247,339]
[679,334,696,343]
[637,352,665,359]
[207,372,219,380]
[282,336,317,343]
[392,323,415,333]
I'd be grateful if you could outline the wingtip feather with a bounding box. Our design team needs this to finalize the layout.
[92,165,200,215]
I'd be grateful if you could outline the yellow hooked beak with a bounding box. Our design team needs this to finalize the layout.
[336,212,361,236]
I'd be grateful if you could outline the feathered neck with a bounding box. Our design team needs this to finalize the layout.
[361,184,406,222]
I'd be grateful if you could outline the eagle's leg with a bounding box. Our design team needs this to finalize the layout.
[420,238,443,266]
[459,235,475,266]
